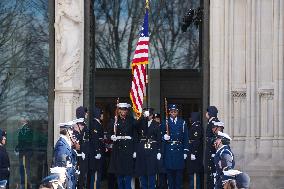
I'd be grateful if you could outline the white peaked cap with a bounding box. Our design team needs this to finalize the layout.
[213,121,225,127]
[223,169,242,176]
[57,121,74,126]
[117,103,131,108]
[50,166,66,174]
[217,131,232,140]
[73,118,84,124]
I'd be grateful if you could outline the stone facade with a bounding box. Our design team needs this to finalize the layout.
[53,0,284,188]
[210,0,284,188]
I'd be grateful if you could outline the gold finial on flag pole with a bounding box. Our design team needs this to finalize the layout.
[145,0,149,9]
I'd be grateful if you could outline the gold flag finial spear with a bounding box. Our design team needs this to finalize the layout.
[145,0,149,9]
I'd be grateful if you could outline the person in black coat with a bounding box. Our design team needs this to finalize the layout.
[72,118,89,188]
[108,103,138,189]
[89,107,105,189]
[205,106,219,189]
[135,108,161,189]
[0,129,9,189]
[187,112,203,189]
[154,113,167,189]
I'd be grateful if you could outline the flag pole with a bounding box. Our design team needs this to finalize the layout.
[145,0,149,109]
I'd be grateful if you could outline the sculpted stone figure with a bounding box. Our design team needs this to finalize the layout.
[55,0,82,84]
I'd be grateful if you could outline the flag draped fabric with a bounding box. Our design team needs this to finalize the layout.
[130,8,149,118]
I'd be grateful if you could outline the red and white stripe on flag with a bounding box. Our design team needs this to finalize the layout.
[130,36,149,118]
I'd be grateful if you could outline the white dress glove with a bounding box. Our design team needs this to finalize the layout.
[143,110,150,117]
[66,161,72,168]
[191,154,196,160]
[164,134,170,141]
[81,152,86,160]
[95,153,101,159]
[184,154,187,160]
[133,152,136,158]
[157,153,161,160]
[111,135,117,141]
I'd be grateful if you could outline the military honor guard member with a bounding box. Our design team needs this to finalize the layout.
[135,108,161,189]
[53,122,76,189]
[187,112,203,189]
[39,174,60,189]
[40,166,67,189]
[153,113,167,189]
[205,106,219,189]
[89,107,105,189]
[162,104,189,189]
[73,106,90,188]
[108,102,138,189]
[213,131,235,189]
[49,167,67,189]
[222,169,250,189]
[0,180,7,189]
[0,129,9,189]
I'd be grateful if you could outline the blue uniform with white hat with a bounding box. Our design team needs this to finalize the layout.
[161,104,189,189]
[54,123,76,189]
[213,132,235,189]
[222,169,250,189]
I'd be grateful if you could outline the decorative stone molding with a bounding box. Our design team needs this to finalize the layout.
[231,90,247,98]
[258,89,274,100]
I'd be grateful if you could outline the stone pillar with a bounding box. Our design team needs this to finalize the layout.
[210,0,284,188]
[54,0,84,143]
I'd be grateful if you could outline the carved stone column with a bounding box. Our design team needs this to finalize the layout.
[54,0,84,142]
[210,0,284,188]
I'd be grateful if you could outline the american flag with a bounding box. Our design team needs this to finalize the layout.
[130,7,149,118]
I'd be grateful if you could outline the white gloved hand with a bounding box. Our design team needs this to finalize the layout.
[143,110,150,117]
[66,161,72,168]
[157,153,161,160]
[81,152,86,160]
[164,134,170,141]
[191,154,196,160]
[133,152,136,158]
[111,135,117,141]
[184,154,187,160]
[211,154,215,158]
[95,153,102,159]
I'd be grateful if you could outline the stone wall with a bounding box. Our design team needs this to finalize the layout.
[210,0,284,188]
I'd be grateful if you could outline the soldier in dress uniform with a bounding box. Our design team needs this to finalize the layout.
[73,106,89,188]
[49,167,67,189]
[89,107,105,189]
[135,108,161,189]
[108,103,138,189]
[213,131,235,189]
[205,106,220,189]
[39,174,60,189]
[53,122,77,189]
[15,116,33,189]
[186,112,203,189]
[0,129,9,189]
[222,169,250,189]
[154,113,167,189]
[162,104,189,189]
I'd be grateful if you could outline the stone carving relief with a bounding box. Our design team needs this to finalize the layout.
[258,89,274,100]
[231,90,246,102]
[55,0,83,85]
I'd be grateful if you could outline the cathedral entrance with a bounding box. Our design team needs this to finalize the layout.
[85,0,209,188]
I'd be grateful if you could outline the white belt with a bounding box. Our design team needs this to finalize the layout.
[116,136,132,140]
